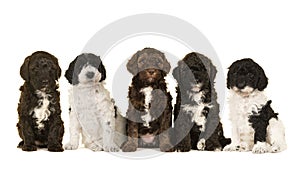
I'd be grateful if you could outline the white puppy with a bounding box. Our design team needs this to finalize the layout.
[64,53,125,151]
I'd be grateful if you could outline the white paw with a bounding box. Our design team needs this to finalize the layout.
[86,142,103,151]
[252,142,270,154]
[64,142,79,150]
[238,142,250,152]
[103,144,120,152]
[223,144,240,151]
[197,138,206,150]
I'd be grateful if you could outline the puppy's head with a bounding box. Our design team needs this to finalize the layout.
[227,58,268,96]
[127,48,171,84]
[20,51,61,90]
[173,52,217,92]
[65,53,106,85]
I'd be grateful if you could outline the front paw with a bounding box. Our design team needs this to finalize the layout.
[86,142,103,151]
[22,144,37,151]
[197,138,206,151]
[104,144,120,152]
[122,141,137,152]
[48,144,64,152]
[252,142,270,154]
[64,142,79,150]
[160,143,175,152]
[223,144,241,152]
[175,144,191,152]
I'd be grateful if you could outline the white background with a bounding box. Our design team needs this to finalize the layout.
[1,0,299,168]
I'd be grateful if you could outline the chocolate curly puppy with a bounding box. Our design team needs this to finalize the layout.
[121,48,174,152]
[17,51,64,152]
[173,52,231,152]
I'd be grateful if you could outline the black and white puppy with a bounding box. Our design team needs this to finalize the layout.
[224,58,286,153]
[173,52,231,151]
[64,53,123,151]
[17,51,64,152]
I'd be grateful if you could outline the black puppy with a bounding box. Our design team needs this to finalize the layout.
[173,52,231,151]
[17,51,64,152]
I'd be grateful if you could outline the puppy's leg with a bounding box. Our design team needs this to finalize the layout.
[159,110,174,152]
[17,119,37,151]
[224,124,242,151]
[267,118,287,153]
[64,110,81,150]
[122,120,138,152]
[102,110,120,152]
[47,115,64,152]
[174,111,193,152]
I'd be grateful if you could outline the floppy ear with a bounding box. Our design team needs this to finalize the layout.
[208,62,217,81]
[126,51,139,75]
[98,59,106,82]
[20,56,31,81]
[65,58,76,84]
[161,54,171,74]
[53,57,61,80]
[226,65,234,89]
[257,67,268,91]
[172,67,180,82]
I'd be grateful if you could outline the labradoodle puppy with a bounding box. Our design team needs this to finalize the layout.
[172,52,231,152]
[64,53,123,152]
[17,51,64,152]
[224,58,286,153]
[121,48,174,152]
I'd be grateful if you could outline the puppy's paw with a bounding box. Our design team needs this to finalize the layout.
[64,142,79,150]
[87,142,103,151]
[270,142,286,153]
[252,142,270,154]
[160,143,175,152]
[48,144,64,152]
[223,143,242,152]
[104,144,120,152]
[22,144,37,151]
[122,141,137,152]
[197,138,206,151]
[175,144,191,152]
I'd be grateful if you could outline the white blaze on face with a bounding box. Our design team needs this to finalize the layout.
[191,83,203,92]
[140,87,153,127]
[78,65,102,84]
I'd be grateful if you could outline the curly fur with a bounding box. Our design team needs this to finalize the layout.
[64,53,124,152]
[224,58,286,153]
[121,48,174,152]
[17,51,64,152]
[172,52,231,152]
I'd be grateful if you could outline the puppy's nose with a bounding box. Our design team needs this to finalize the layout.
[147,69,155,75]
[237,82,246,89]
[86,71,95,79]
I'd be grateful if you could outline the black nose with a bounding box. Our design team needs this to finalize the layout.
[147,69,155,75]
[86,72,95,79]
[237,81,246,89]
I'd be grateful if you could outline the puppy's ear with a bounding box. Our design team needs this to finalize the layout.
[98,59,106,82]
[172,67,180,81]
[208,62,217,81]
[54,58,61,80]
[127,51,139,75]
[226,64,234,89]
[161,54,171,74]
[257,67,268,91]
[65,58,76,84]
[20,56,31,81]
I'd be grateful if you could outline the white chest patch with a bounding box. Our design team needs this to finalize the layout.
[229,89,268,140]
[182,91,212,131]
[69,83,115,138]
[32,90,51,130]
[140,87,153,127]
